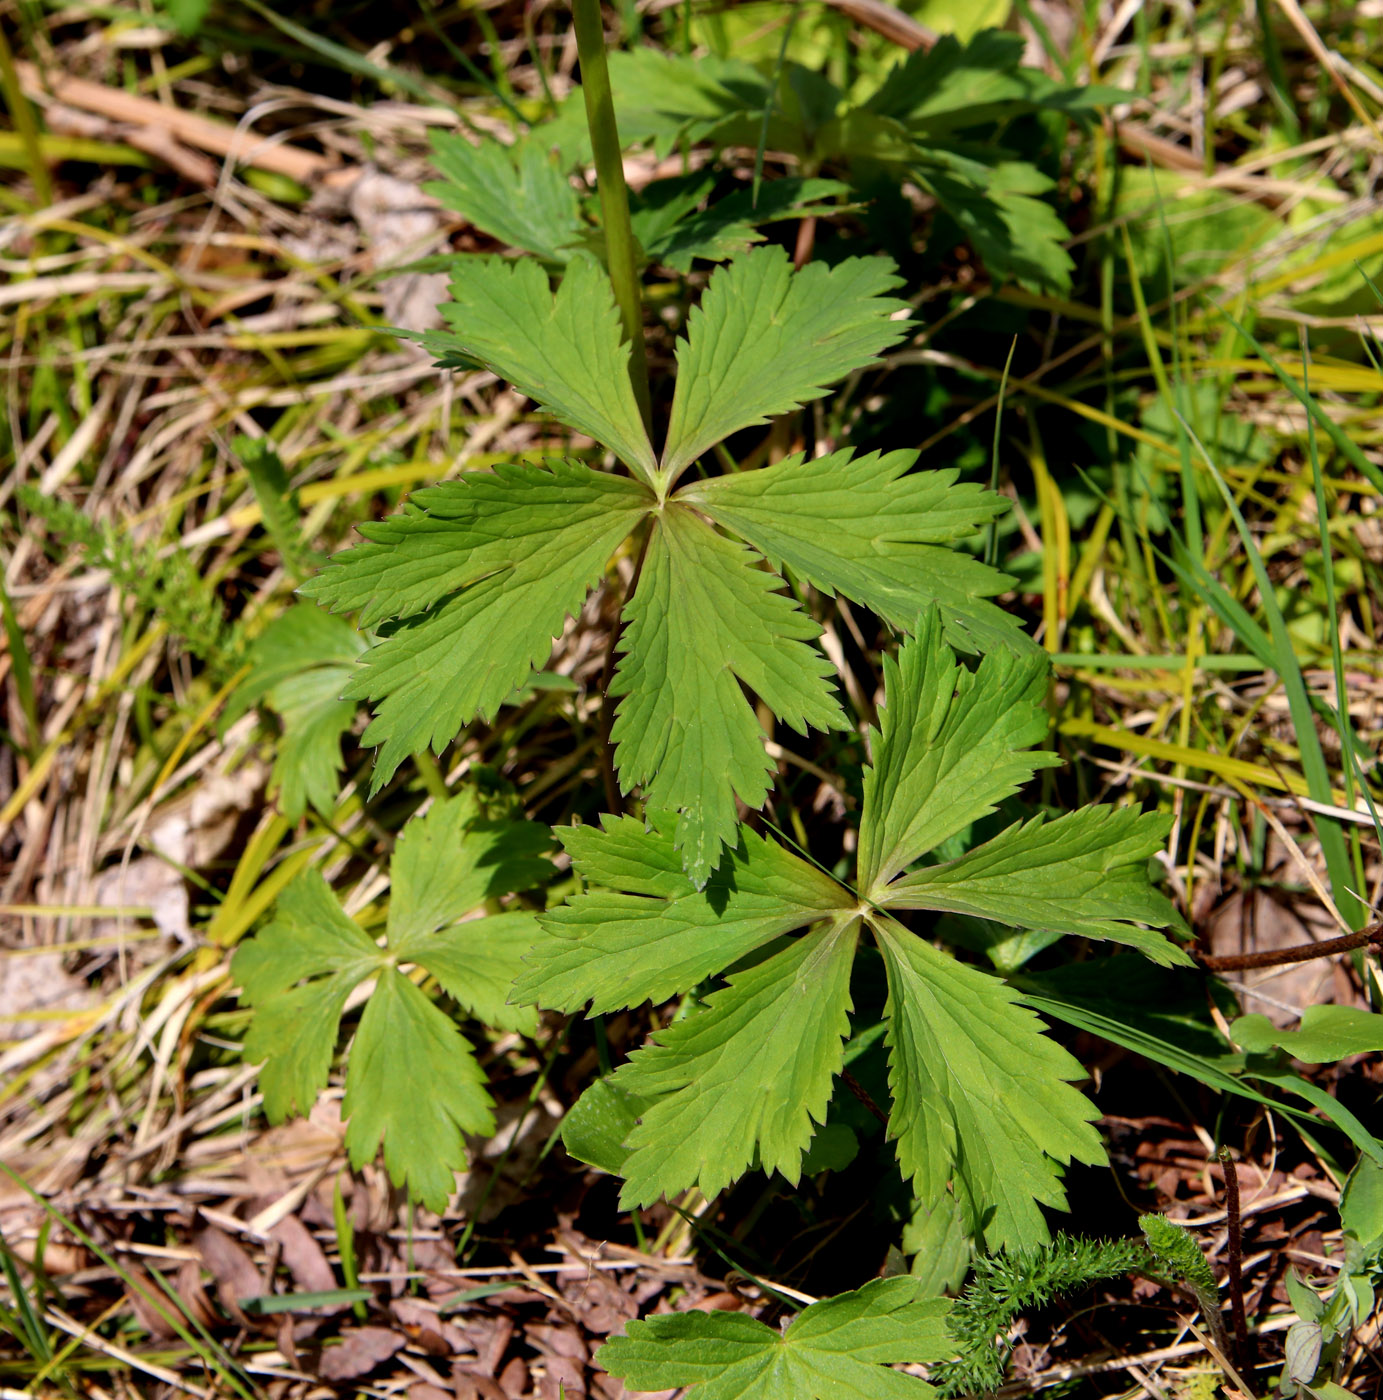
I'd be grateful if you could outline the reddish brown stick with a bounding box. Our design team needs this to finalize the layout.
[1195,922,1381,971]
[1218,1148,1255,1372]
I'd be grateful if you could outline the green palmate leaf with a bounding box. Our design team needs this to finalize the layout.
[875,917,1104,1251]
[867,29,1115,135]
[233,792,551,1210]
[414,256,656,482]
[236,872,380,1122]
[425,129,582,263]
[344,968,494,1210]
[226,605,364,819]
[599,1276,952,1400]
[1231,1006,1383,1064]
[610,503,844,885]
[550,47,773,166]
[917,155,1075,294]
[611,916,860,1205]
[903,1190,973,1296]
[880,807,1194,966]
[310,243,1011,881]
[857,610,1057,895]
[660,245,910,485]
[560,1075,653,1176]
[386,786,552,953]
[631,174,849,274]
[304,459,650,630]
[513,812,852,1014]
[524,610,1183,1246]
[682,448,1024,652]
[302,459,650,788]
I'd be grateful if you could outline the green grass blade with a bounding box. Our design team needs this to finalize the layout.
[752,5,798,210]
[1177,413,1365,929]
[0,565,39,758]
[239,0,445,107]
[1209,301,1383,496]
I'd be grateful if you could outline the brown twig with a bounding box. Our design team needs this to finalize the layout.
[840,1069,889,1128]
[1218,1148,1255,1374]
[1195,921,1382,971]
[15,59,338,185]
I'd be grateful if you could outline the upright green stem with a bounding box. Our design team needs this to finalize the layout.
[571,0,652,434]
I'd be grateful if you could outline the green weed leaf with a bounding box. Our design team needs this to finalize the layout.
[866,29,1115,135]
[302,460,650,788]
[876,918,1103,1252]
[227,605,364,820]
[233,792,551,1209]
[610,504,844,884]
[415,256,657,482]
[880,807,1192,966]
[426,129,582,262]
[610,916,859,1205]
[660,246,909,485]
[682,448,1022,652]
[857,610,1057,894]
[1231,1006,1383,1064]
[513,812,852,1014]
[599,1276,952,1399]
[345,968,494,1211]
[634,175,849,273]
[524,613,1184,1245]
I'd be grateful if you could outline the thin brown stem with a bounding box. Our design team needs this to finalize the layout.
[840,1069,889,1128]
[1195,921,1381,971]
[793,215,817,269]
[1218,1147,1254,1374]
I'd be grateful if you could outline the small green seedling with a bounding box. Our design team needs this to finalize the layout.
[233,791,552,1209]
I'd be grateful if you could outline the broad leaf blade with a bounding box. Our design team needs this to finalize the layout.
[857,611,1057,896]
[638,176,850,273]
[918,156,1074,295]
[876,918,1104,1252]
[573,48,772,162]
[242,979,360,1124]
[1231,1006,1383,1063]
[411,911,541,1036]
[233,871,379,1002]
[343,968,494,1211]
[880,807,1193,966]
[418,256,656,481]
[610,505,844,885]
[425,129,582,262]
[660,247,909,485]
[227,605,364,820]
[302,459,650,628]
[387,790,551,953]
[302,460,649,788]
[683,448,1027,653]
[867,29,1109,135]
[613,916,860,1205]
[518,812,851,1013]
[233,872,382,1122]
[599,1277,950,1399]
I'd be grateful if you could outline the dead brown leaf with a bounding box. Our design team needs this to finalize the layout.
[318,1324,407,1381]
[194,1221,261,1327]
